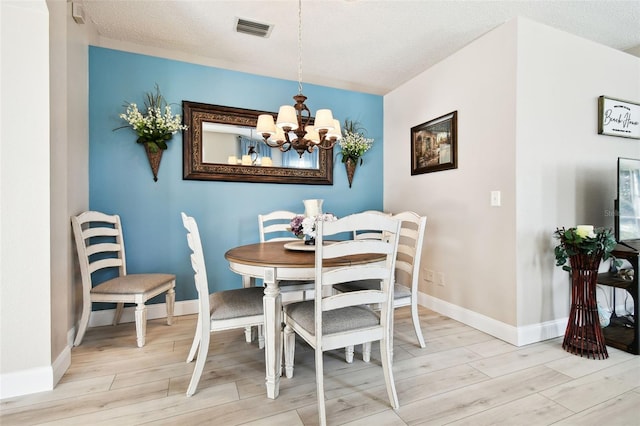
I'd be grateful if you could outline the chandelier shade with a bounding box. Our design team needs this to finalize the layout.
[256,0,340,157]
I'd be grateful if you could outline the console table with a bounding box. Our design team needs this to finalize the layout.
[597,242,639,355]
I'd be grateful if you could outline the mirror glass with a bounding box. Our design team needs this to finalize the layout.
[183,101,333,184]
[201,122,319,169]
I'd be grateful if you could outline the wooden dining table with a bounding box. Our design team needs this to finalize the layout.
[224,240,384,399]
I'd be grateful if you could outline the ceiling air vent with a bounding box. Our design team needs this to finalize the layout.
[235,18,273,38]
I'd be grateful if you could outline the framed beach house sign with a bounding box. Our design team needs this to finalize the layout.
[598,96,640,139]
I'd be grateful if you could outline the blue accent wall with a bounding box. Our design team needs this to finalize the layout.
[89,47,384,303]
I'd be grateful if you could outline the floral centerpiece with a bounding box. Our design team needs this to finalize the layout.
[338,119,374,188]
[117,84,187,153]
[290,213,338,243]
[554,225,618,272]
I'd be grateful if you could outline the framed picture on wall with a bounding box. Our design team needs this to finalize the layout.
[598,96,640,139]
[411,111,458,175]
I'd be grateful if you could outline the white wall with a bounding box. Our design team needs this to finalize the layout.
[0,0,92,399]
[384,17,640,346]
[0,0,52,398]
[384,19,518,336]
[515,19,640,332]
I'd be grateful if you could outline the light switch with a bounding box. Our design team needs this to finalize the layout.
[490,190,501,207]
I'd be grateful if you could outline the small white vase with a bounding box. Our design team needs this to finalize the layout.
[303,199,323,217]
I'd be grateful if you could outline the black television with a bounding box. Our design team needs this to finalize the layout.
[615,157,640,249]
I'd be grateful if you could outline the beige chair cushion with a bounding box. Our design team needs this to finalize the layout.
[92,273,175,294]
[210,286,264,320]
[284,300,379,335]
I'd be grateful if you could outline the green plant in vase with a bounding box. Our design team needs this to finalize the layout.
[115,84,187,181]
[338,119,374,188]
[553,225,620,359]
[117,84,187,153]
[554,225,618,272]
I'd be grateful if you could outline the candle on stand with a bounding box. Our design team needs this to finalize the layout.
[228,155,237,165]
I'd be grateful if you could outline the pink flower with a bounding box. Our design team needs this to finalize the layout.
[289,215,306,238]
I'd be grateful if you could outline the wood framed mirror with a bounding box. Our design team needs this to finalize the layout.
[182,101,333,184]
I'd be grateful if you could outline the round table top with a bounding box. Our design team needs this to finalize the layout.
[225,240,384,268]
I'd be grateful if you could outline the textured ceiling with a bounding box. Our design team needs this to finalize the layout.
[78,0,640,95]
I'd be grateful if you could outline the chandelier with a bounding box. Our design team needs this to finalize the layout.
[256,0,341,157]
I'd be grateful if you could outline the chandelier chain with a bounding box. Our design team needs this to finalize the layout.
[297,0,303,95]
[256,0,338,158]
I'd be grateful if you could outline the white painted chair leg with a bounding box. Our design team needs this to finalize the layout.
[187,311,202,363]
[258,325,265,350]
[73,300,91,346]
[345,345,355,363]
[380,336,399,409]
[283,324,295,378]
[114,302,124,325]
[362,342,372,362]
[186,329,210,396]
[135,303,147,348]
[411,302,426,348]
[315,348,327,426]
[166,287,175,326]
[242,275,253,343]
[244,326,253,343]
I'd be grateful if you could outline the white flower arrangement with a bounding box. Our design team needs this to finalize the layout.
[117,85,187,153]
[339,119,374,165]
[290,213,338,239]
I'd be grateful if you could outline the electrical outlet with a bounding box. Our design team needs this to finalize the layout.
[424,269,435,282]
[437,272,445,286]
[490,190,501,207]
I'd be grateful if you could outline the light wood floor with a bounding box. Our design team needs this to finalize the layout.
[1,307,639,425]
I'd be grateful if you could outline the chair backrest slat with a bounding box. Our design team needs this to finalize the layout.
[353,210,392,240]
[321,264,389,287]
[82,226,120,239]
[323,239,394,259]
[323,290,386,311]
[85,242,121,257]
[258,210,300,242]
[88,258,123,275]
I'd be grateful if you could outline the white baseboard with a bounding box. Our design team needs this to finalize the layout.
[418,293,566,346]
[515,318,567,346]
[0,344,71,400]
[1,301,200,401]
[52,345,71,387]
[0,365,53,400]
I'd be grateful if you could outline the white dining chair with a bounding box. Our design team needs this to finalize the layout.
[282,212,401,426]
[181,212,265,396]
[71,211,176,347]
[258,210,316,297]
[335,211,427,362]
